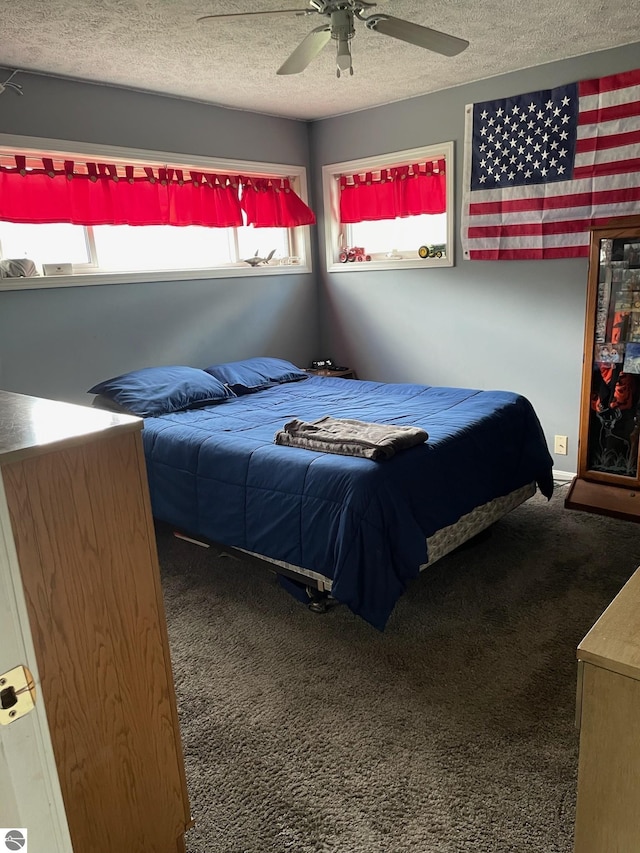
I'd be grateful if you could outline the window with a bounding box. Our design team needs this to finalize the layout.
[0,136,313,289]
[322,142,454,271]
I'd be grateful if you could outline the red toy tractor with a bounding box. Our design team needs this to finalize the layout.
[339,246,371,263]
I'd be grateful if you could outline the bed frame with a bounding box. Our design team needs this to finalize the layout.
[172,481,536,612]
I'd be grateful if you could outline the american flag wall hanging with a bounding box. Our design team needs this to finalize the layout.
[461,68,640,260]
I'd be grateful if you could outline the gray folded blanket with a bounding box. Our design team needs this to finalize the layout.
[274,416,428,460]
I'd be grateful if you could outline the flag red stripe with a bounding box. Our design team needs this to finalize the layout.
[576,128,640,153]
[468,184,640,216]
[467,214,633,239]
[573,156,640,179]
[468,246,588,260]
[579,69,640,98]
[578,99,640,127]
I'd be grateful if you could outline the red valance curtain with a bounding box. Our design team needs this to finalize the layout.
[240,177,316,227]
[339,159,446,223]
[0,156,315,228]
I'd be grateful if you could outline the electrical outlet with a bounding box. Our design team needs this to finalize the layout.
[554,434,568,455]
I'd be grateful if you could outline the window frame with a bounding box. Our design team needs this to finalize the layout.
[0,133,313,292]
[322,141,454,272]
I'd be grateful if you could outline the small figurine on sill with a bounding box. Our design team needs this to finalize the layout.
[244,249,276,267]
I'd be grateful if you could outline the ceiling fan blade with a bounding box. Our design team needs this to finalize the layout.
[277,25,332,75]
[365,14,469,57]
[197,9,311,24]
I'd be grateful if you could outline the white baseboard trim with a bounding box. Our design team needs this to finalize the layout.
[553,469,576,483]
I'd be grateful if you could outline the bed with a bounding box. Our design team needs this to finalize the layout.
[90,359,554,630]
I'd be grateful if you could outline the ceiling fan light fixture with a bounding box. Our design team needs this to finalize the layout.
[336,36,353,73]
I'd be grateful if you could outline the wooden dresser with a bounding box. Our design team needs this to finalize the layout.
[0,390,191,852]
[574,565,640,851]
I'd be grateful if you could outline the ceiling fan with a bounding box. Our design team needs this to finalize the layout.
[197,1,469,78]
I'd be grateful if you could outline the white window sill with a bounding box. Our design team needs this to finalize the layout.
[327,257,452,273]
[0,262,312,291]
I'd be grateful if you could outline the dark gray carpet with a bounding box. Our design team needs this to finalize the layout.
[156,483,640,853]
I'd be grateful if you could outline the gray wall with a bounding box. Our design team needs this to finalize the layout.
[0,274,314,405]
[310,43,640,473]
[0,73,318,403]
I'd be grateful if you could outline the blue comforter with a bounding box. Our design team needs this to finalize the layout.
[142,376,553,629]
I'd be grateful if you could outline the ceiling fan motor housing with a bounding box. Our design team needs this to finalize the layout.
[330,9,355,41]
[310,0,377,14]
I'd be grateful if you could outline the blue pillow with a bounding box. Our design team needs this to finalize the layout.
[242,357,308,384]
[204,357,308,395]
[203,360,274,395]
[88,365,235,417]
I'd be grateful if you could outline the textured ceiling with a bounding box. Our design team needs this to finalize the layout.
[1,0,640,120]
